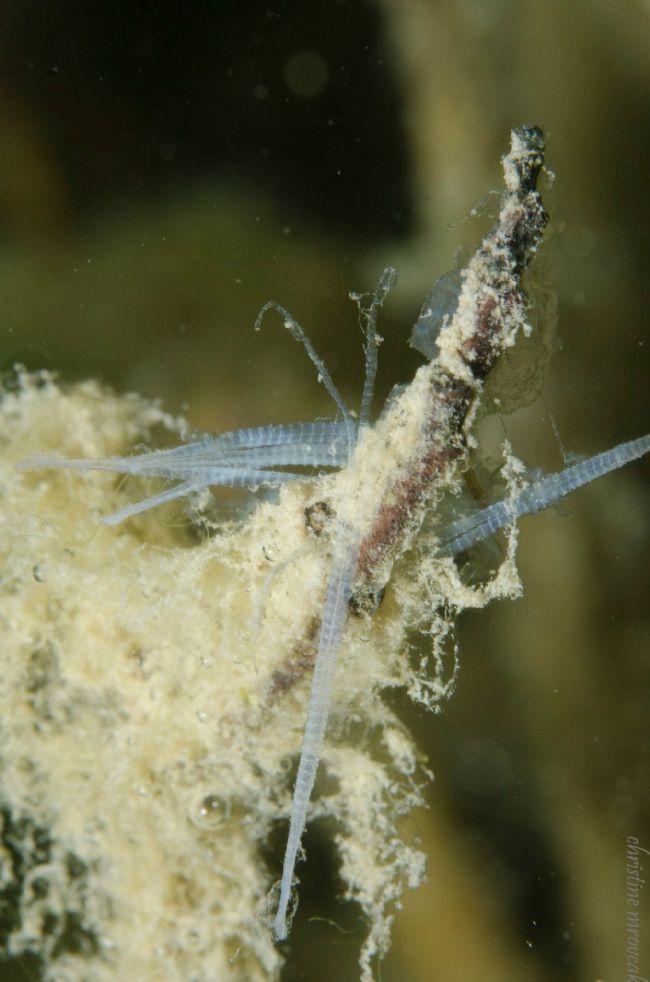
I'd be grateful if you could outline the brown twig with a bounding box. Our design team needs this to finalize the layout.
[354,125,548,610]
[271,125,549,693]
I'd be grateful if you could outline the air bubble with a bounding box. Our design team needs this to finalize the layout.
[192,793,228,830]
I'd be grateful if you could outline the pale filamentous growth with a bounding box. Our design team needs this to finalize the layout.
[2,126,648,982]
[352,125,548,617]
[1,372,433,981]
[267,128,550,938]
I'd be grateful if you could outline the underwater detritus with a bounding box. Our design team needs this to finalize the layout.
[271,126,551,940]
[2,127,649,981]
[410,269,463,360]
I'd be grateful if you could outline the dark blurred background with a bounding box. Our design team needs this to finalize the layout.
[1,2,648,980]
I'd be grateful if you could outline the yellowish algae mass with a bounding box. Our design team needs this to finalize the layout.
[1,370,517,980]
[0,125,543,976]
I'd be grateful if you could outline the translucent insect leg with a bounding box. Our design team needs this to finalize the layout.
[273,520,360,940]
[250,545,311,641]
[159,466,308,487]
[438,433,650,557]
[18,453,139,475]
[213,442,348,470]
[207,421,351,453]
[102,481,206,526]
[356,266,397,428]
[19,422,351,482]
[254,302,356,455]
[102,468,306,525]
[436,500,512,556]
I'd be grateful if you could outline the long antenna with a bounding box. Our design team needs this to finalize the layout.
[356,266,397,428]
[255,301,356,454]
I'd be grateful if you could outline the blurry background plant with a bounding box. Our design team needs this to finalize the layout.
[0,2,648,980]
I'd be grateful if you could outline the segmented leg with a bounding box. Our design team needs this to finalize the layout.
[437,434,650,556]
